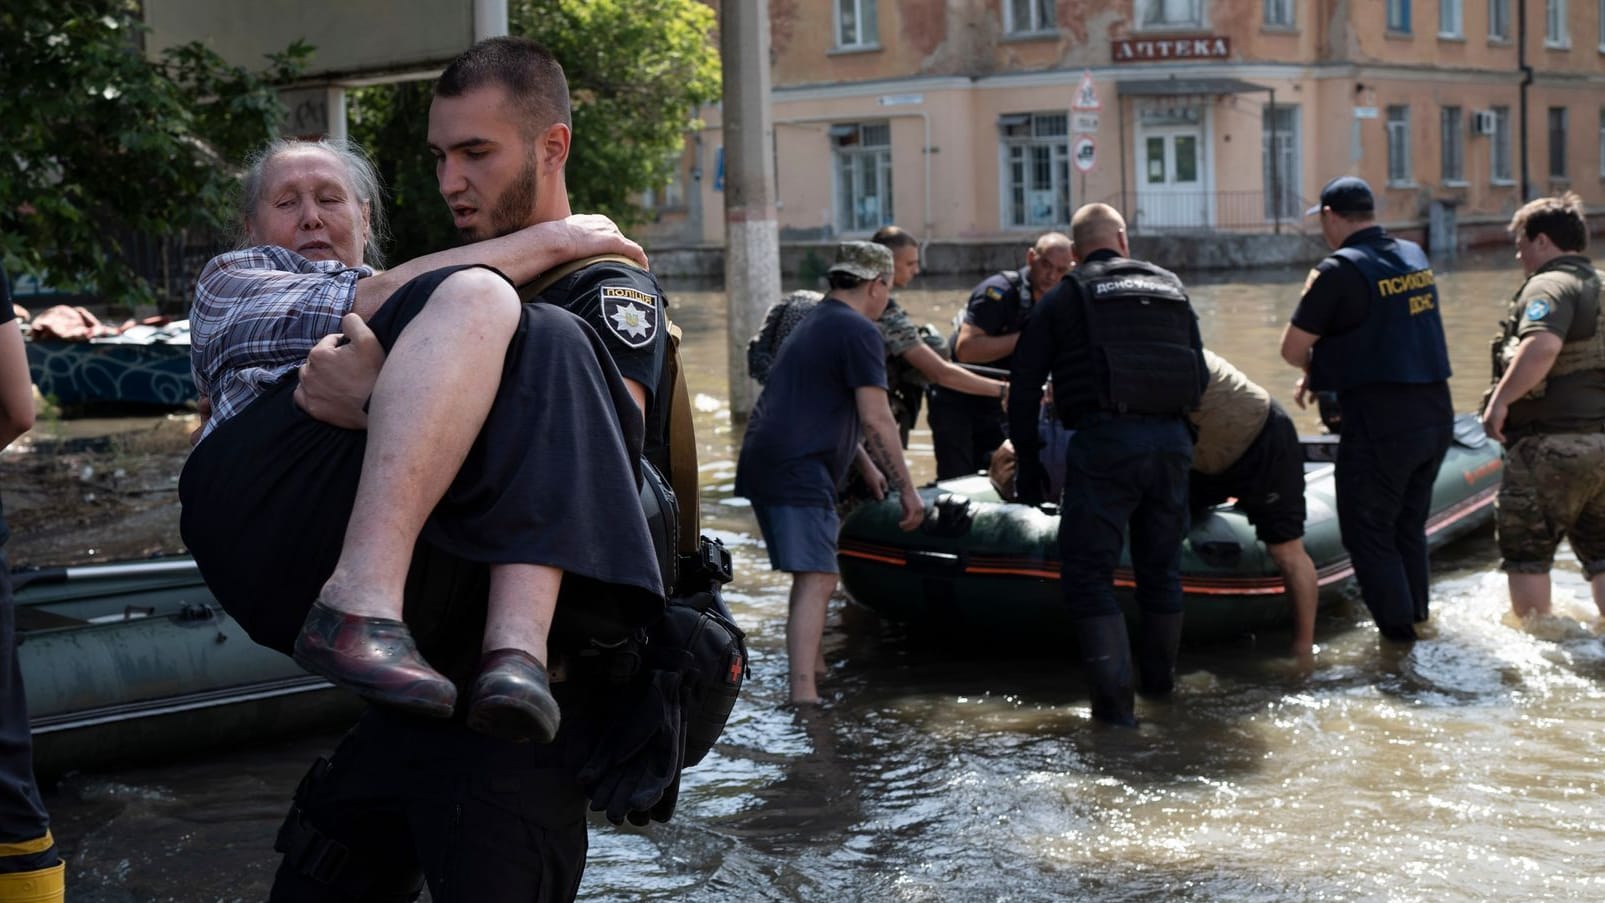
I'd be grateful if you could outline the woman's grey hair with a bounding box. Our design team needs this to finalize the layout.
[236,136,389,268]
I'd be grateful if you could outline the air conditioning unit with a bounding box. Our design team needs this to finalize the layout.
[1471,110,1498,136]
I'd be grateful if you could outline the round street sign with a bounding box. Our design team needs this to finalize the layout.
[1073,136,1096,173]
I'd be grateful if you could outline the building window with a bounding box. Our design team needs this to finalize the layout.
[835,0,879,49]
[1439,0,1463,36]
[1000,112,1070,228]
[1548,106,1568,179]
[1546,0,1568,46]
[833,122,893,234]
[1138,0,1203,28]
[1599,0,1605,48]
[1005,0,1055,34]
[1599,109,1605,178]
[1264,0,1295,27]
[641,164,685,213]
[1387,0,1411,32]
[1262,105,1301,219]
[1489,0,1510,40]
[1492,105,1513,182]
[1387,105,1412,184]
[1441,107,1465,182]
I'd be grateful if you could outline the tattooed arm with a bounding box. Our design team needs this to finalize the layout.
[855,386,924,531]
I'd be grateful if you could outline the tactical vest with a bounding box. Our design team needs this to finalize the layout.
[1492,257,1605,400]
[1056,256,1203,422]
[1307,235,1451,392]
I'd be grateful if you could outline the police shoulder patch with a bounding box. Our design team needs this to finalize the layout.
[599,284,660,348]
[1525,298,1552,322]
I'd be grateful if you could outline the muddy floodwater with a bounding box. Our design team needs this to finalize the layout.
[10,251,1605,902]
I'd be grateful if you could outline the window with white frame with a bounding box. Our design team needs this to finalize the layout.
[641,163,685,212]
[1387,0,1411,32]
[1005,0,1055,34]
[1492,105,1513,182]
[1439,0,1463,36]
[1264,0,1295,27]
[1489,0,1510,40]
[836,0,879,49]
[833,122,893,234]
[1387,105,1412,183]
[1262,105,1301,219]
[1139,0,1203,27]
[1441,107,1465,182]
[1548,106,1568,179]
[1599,0,1605,47]
[999,112,1070,228]
[1545,0,1568,46]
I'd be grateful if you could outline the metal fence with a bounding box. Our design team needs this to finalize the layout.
[117,228,232,313]
[1114,188,1310,235]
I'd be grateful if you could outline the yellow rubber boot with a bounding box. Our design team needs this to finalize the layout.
[0,861,64,903]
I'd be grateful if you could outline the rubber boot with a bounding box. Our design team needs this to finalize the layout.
[1076,614,1137,727]
[0,861,65,903]
[1136,612,1185,698]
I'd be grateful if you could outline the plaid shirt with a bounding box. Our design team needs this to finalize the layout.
[191,246,372,438]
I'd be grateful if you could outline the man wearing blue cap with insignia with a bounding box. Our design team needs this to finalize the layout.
[1280,176,1454,644]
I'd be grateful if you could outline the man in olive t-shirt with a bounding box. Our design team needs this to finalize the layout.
[1481,191,1605,619]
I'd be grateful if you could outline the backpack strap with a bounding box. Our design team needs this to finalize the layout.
[517,254,645,302]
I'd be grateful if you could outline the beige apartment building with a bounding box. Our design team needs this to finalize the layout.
[645,1,1605,255]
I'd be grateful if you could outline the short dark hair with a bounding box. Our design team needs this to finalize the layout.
[435,36,572,141]
[871,225,918,251]
[827,271,869,291]
[1509,191,1589,253]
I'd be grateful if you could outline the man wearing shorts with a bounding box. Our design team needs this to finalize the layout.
[1189,350,1318,657]
[735,242,923,704]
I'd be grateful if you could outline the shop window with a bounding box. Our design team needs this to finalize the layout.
[1000,113,1070,228]
[832,122,893,234]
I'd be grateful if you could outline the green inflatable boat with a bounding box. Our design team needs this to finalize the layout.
[11,559,358,779]
[838,414,1503,644]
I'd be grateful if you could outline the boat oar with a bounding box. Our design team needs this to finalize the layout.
[7,559,199,592]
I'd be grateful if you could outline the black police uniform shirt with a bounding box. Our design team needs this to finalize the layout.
[535,260,672,467]
[1290,226,1453,438]
[735,299,886,509]
[960,267,1036,370]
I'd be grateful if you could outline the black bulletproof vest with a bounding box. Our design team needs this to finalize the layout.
[1053,256,1203,424]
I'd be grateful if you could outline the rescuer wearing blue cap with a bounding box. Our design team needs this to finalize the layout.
[1279,176,1454,644]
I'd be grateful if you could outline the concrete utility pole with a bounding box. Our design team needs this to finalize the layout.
[720,0,780,418]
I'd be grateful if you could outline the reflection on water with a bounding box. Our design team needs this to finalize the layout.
[45,254,1605,901]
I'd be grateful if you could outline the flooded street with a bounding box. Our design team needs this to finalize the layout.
[21,251,1605,901]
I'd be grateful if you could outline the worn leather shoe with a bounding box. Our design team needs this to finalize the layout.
[467,648,561,743]
[293,600,457,719]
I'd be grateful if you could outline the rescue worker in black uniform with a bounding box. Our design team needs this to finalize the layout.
[1,269,65,903]
[1281,177,1454,643]
[268,38,736,902]
[1008,204,1206,727]
[929,231,1073,479]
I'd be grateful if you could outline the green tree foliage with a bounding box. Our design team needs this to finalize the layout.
[348,0,720,262]
[0,0,304,306]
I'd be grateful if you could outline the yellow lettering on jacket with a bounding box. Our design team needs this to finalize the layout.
[1376,269,1436,297]
[1408,293,1435,315]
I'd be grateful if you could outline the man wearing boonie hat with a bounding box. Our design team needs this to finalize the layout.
[1280,176,1454,645]
[735,241,925,704]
